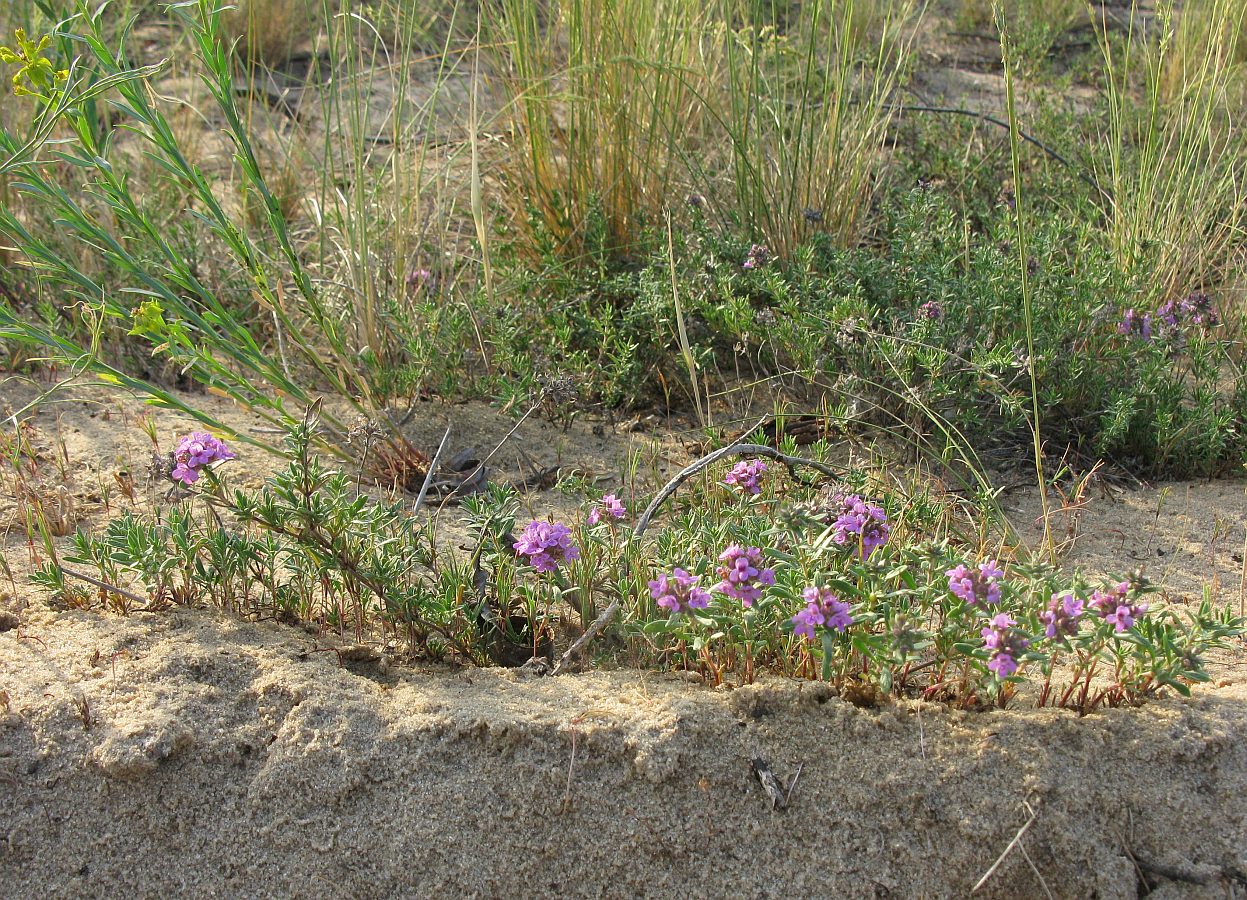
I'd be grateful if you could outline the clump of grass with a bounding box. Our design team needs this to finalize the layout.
[1095,0,1247,305]
[483,0,717,258]
[955,0,1086,71]
[0,2,430,474]
[715,0,921,257]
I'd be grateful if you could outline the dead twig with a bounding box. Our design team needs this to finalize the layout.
[59,566,148,607]
[972,803,1039,892]
[1019,845,1054,899]
[783,763,804,807]
[633,443,843,536]
[411,425,452,517]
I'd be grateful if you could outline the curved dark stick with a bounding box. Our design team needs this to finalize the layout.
[551,443,843,675]
[891,103,1109,203]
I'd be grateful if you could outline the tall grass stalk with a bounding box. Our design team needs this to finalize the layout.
[996,2,1053,560]
[666,210,706,427]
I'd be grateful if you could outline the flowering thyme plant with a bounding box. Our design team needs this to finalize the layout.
[514,520,580,573]
[724,460,767,496]
[170,432,235,485]
[30,419,1244,709]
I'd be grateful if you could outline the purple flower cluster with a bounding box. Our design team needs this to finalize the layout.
[742,244,770,270]
[791,586,853,640]
[406,268,432,292]
[946,559,1004,607]
[917,300,944,321]
[829,494,890,558]
[1119,291,1218,342]
[715,544,775,607]
[587,493,627,526]
[1158,291,1217,329]
[172,432,235,485]
[724,459,768,496]
[1118,308,1153,340]
[980,612,1030,678]
[514,520,580,574]
[649,568,711,614]
[1089,581,1148,633]
[1041,592,1085,640]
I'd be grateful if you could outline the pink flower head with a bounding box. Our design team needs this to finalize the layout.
[649,568,711,615]
[1118,308,1153,340]
[980,612,1029,679]
[1089,581,1148,633]
[791,586,853,641]
[714,544,775,608]
[724,459,768,496]
[514,520,580,574]
[1041,592,1084,640]
[406,268,433,291]
[829,494,890,558]
[947,559,1004,607]
[742,243,770,270]
[587,493,627,526]
[171,432,235,485]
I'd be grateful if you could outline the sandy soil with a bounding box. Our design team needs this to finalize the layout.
[2,603,1246,899]
[1,381,1246,898]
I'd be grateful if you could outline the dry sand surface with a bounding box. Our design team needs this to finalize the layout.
[1,384,1246,898]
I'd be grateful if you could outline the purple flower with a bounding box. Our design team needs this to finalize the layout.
[829,494,890,558]
[742,243,770,270]
[514,520,581,574]
[587,493,627,526]
[649,568,711,614]
[1088,581,1148,633]
[917,300,944,321]
[1118,308,1153,340]
[406,268,432,291]
[171,432,235,485]
[791,586,853,640]
[1139,292,1219,343]
[714,544,775,608]
[1105,604,1141,632]
[724,459,768,496]
[947,559,1004,607]
[1041,592,1084,640]
[1179,291,1217,327]
[980,612,1029,678]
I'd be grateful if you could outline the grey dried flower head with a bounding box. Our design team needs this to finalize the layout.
[890,615,922,655]
[834,317,866,346]
[537,373,579,407]
[755,307,778,328]
[148,449,174,484]
[346,416,385,445]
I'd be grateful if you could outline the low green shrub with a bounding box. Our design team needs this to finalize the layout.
[36,422,1243,713]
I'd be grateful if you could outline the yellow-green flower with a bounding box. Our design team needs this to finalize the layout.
[128,300,168,338]
[0,29,68,98]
